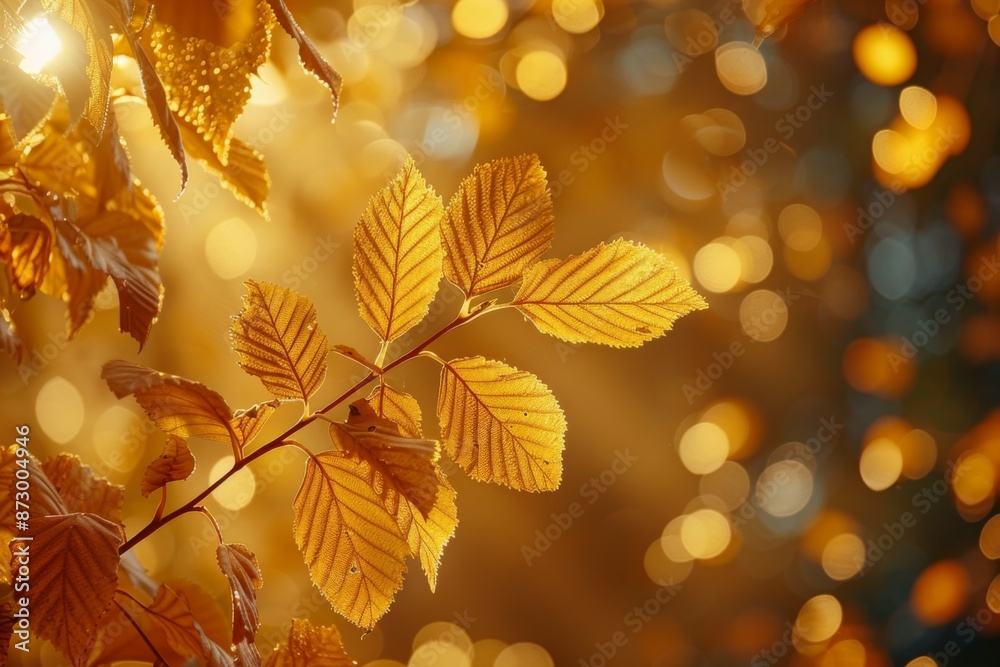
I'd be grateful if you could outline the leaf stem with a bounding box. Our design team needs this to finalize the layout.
[119,297,502,555]
[153,486,167,523]
[195,506,225,545]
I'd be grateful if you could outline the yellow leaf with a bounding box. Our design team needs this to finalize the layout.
[354,157,445,342]
[407,470,457,592]
[101,360,237,443]
[141,436,196,498]
[0,214,52,296]
[437,356,566,491]
[513,239,708,347]
[0,61,56,141]
[231,399,281,450]
[0,446,66,583]
[147,0,273,164]
[26,512,123,665]
[366,384,424,438]
[216,543,263,667]
[41,0,114,132]
[292,451,408,630]
[41,453,125,524]
[442,154,554,297]
[333,400,440,517]
[264,618,353,667]
[183,125,271,217]
[231,280,330,403]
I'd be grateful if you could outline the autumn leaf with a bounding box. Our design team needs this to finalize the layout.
[141,436,195,497]
[216,543,263,667]
[0,446,67,582]
[265,0,342,116]
[27,512,123,665]
[437,356,566,491]
[367,384,424,439]
[101,360,237,444]
[42,453,125,524]
[0,61,55,141]
[292,451,408,630]
[353,156,445,342]
[42,0,114,132]
[442,154,554,297]
[183,125,271,217]
[231,399,282,450]
[1,214,52,296]
[0,598,13,663]
[231,281,329,404]
[265,618,353,667]
[333,400,440,517]
[512,239,708,347]
[406,470,457,592]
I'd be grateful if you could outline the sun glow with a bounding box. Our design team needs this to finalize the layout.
[17,17,63,74]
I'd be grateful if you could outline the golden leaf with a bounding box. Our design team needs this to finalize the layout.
[41,453,125,523]
[0,214,52,296]
[41,0,114,132]
[147,0,273,164]
[437,356,566,491]
[183,123,270,216]
[0,61,55,141]
[101,360,237,443]
[216,543,263,667]
[264,618,353,667]
[231,399,281,450]
[27,512,123,665]
[333,400,440,517]
[367,384,424,438]
[292,451,408,630]
[265,0,342,115]
[353,157,445,342]
[121,583,234,666]
[231,280,329,404]
[141,436,195,498]
[512,239,708,347]
[442,154,554,297]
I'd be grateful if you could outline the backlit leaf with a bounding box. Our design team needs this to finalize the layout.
[366,384,424,438]
[216,543,263,667]
[27,512,123,665]
[513,240,708,347]
[292,451,408,630]
[264,618,353,667]
[231,280,329,404]
[353,157,444,342]
[437,356,566,491]
[0,446,66,583]
[183,123,270,217]
[125,583,234,666]
[406,469,457,592]
[442,154,554,297]
[42,453,125,524]
[0,61,55,141]
[101,360,237,443]
[231,399,281,450]
[0,214,51,296]
[265,0,342,116]
[141,436,195,497]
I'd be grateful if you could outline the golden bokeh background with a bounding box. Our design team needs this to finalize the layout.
[6,0,1000,664]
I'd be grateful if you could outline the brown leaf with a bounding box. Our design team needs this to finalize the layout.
[292,451,408,630]
[231,281,329,404]
[101,360,237,443]
[353,157,444,342]
[442,154,554,297]
[141,436,195,497]
[437,356,566,491]
[265,618,352,667]
[266,0,342,116]
[0,446,67,583]
[0,597,13,663]
[27,512,123,665]
[216,543,263,667]
[123,583,234,666]
[42,453,125,524]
